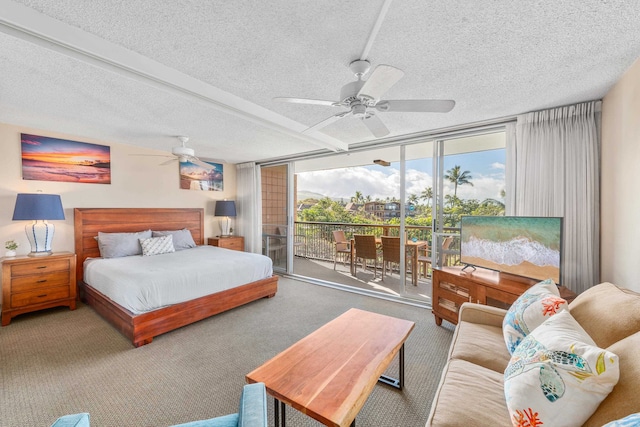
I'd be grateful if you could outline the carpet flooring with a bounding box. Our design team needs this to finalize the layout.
[0,277,454,427]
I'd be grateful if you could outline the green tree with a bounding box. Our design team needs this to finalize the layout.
[444,165,473,198]
[420,187,433,208]
[351,191,364,204]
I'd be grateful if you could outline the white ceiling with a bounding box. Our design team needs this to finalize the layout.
[1,0,639,164]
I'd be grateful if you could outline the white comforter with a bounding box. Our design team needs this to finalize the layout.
[83,246,273,314]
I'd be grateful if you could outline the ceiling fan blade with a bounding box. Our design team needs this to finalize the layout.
[160,158,177,166]
[361,114,390,138]
[273,97,342,107]
[189,157,215,169]
[375,99,456,113]
[303,111,352,134]
[357,65,404,101]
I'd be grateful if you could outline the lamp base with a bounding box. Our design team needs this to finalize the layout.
[28,250,53,257]
[25,220,55,256]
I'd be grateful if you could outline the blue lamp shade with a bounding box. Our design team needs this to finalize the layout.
[12,193,65,256]
[214,200,236,217]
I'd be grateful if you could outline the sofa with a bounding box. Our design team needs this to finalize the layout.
[426,282,640,426]
[51,382,267,427]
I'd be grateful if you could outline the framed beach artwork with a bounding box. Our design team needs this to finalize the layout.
[21,133,111,184]
[179,160,223,191]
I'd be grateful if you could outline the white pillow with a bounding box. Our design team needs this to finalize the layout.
[97,230,152,258]
[139,235,175,256]
[503,279,568,354]
[504,310,619,427]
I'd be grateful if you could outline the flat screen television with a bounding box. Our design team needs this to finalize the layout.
[460,216,562,284]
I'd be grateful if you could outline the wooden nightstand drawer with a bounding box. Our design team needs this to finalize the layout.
[11,271,71,293]
[208,236,244,252]
[11,259,70,276]
[11,285,70,308]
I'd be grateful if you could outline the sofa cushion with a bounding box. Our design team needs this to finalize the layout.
[504,310,619,427]
[503,279,568,354]
[583,332,640,427]
[449,321,511,373]
[426,359,512,427]
[569,282,640,348]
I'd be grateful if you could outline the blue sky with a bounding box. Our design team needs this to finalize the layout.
[297,148,506,203]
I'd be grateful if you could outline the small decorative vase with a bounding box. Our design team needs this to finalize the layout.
[5,250,16,257]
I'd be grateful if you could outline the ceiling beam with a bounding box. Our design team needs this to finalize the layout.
[0,0,350,152]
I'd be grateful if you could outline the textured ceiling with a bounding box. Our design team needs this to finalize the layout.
[1,0,639,163]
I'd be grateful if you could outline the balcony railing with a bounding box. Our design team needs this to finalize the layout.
[292,221,461,267]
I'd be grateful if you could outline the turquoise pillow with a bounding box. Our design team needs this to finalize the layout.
[602,413,640,427]
[172,413,239,427]
[50,413,90,427]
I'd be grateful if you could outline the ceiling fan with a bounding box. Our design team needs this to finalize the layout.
[134,136,213,169]
[274,60,455,138]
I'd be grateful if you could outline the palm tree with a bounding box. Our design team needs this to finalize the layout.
[444,165,473,198]
[420,187,433,208]
[351,191,364,204]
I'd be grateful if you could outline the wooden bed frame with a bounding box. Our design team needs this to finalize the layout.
[74,208,278,347]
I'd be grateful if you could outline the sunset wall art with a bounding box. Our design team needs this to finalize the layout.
[179,160,223,191]
[21,134,111,184]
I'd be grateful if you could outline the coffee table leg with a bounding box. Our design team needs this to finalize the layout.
[378,343,405,390]
[274,398,286,427]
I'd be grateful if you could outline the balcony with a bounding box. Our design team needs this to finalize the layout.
[271,221,461,302]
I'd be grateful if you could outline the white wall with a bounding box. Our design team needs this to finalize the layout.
[601,57,640,292]
[0,123,236,256]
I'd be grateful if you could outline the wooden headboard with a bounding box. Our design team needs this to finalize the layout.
[74,208,204,284]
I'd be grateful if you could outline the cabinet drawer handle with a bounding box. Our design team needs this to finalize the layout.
[37,279,48,283]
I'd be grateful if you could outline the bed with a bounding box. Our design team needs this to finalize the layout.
[74,208,278,347]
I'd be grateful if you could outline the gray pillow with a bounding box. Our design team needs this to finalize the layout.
[152,228,197,251]
[97,230,152,258]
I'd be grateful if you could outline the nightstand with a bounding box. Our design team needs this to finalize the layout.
[208,236,244,252]
[1,252,77,326]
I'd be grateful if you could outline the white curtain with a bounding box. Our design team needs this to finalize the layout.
[506,101,601,293]
[236,162,262,254]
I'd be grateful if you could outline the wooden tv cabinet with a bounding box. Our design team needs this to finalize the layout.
[432,266,576,326]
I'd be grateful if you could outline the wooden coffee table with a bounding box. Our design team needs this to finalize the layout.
[246,308,415,427]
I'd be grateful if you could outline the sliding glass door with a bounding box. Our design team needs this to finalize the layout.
[261,163,293,273]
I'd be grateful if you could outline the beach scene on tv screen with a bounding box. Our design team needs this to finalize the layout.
[461,216,561,283]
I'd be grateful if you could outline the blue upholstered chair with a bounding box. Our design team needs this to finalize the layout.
[51,383,267,427]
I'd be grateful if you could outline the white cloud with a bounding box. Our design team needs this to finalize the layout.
[297,166,504,203]
[491,162,505,170]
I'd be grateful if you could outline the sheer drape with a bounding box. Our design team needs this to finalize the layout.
[505,101,601,293]
[235,162,262,254]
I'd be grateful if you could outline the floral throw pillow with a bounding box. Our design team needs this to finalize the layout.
[504,310,619,427]
[503,279,568,354]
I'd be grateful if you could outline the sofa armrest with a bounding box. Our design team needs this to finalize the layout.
[50,413,90,427]
[238,383,268,427]
[458,302,507,327]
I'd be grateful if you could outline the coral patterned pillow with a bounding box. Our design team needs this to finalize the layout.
[503,279,568,354]
[504,310,619,427]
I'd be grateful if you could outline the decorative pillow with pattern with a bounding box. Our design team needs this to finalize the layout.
[139,235,175,256]
[602,413,640,427]
[503,279,568,354]
[504,310,619,427]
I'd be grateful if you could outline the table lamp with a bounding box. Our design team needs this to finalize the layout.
[214,200,236,237]
[12,193,65,256]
